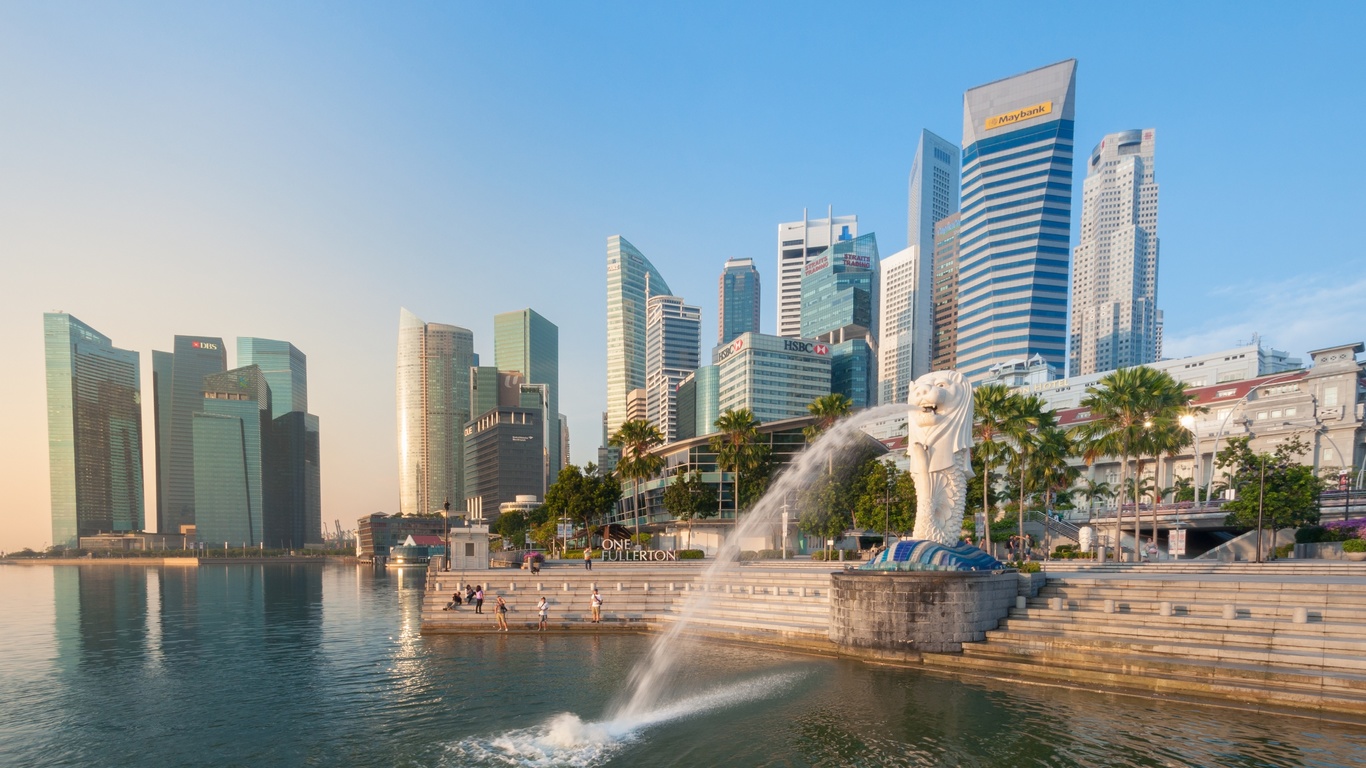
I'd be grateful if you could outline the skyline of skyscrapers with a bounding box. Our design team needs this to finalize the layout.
[956,59,1078,383]
[776,209,857,338]
[396,308,474,517]
[906,130,961,380]
[1070,128,1161,376]
[44,313,145,548]
[718,257,761,345]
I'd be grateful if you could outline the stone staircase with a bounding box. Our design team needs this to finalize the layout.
[420,561,838,650]
[922,562,1366,719]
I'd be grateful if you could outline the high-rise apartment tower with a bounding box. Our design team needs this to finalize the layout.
[645,294,701,442]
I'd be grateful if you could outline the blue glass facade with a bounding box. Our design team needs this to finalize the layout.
[193,366,270,546]
[956,60,1077,382]
[718,258,760,345]
[44,314,145,547]
[800,233,879,407]
[238,337,307,418]
[153,335,227,534]
[494,309,560,482]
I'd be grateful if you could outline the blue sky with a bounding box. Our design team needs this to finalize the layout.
[2,2,1363,550]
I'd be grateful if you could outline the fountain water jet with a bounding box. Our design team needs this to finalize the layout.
[608,402,909,721]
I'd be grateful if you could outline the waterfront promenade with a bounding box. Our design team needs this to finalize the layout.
[421,558,1366,721]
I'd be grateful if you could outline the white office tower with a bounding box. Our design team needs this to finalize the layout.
[645,294,701,443]
[878,246,918,404]
[906,130,960,379]
[1069,129,1160,376]
[957,60,1077,383]
[776,208,857,338]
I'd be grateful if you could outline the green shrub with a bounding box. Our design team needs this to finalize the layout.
[1274,543,1294,559]
[677,549,705,560]
[1295,526,1329,544]
[1017,561,1041,574]
[1343,538,1366,553]
[756,549,795,559]
[737,550,759,561]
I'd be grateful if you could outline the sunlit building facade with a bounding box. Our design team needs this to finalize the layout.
[606,235,673,438]
[494,308,561,480]
[396,308,475,517]
[718,258,761,345]
[645,294,701,443]
[777,209,857,338]
[906,130,960,380]
[801,232,880,408]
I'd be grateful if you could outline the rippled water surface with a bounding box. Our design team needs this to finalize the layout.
[2,563,1364,767]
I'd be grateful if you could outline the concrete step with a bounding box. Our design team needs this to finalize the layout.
[1022,596,1366,625]
[1003,610,1366,645]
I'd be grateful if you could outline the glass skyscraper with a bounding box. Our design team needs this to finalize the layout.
[931,213,963,373]
[606,235,672,438]
[44,313,145,547]
[153,334,227,535]
[238,337,307,418]
[715,332,832,423]
[800,232,880,408]
[396,308,475,517]
[645,294,701,443]
[494,308,560,481]
[957,59,1077,383]
[676,364,719,440]
[907,130,961,380]
[193,366,270,546]
[777,209,856,338]
[718,257,760,345]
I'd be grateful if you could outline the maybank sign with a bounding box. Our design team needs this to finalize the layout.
[985,101,1052,131]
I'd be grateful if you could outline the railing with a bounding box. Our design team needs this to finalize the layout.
[1028,510,1080,542]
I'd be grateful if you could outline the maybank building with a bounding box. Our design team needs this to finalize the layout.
[956,60,1076,383]
[714,332,832,423]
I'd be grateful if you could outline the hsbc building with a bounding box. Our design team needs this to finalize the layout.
[712,331,833,423]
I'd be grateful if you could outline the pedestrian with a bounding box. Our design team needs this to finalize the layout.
[537,596,548,631]
[465,584,475,604]
[474,585,484,614]
[590,588,603,624]
[584,546,593,571]
[495,596,509,631]
[530,555,541,574]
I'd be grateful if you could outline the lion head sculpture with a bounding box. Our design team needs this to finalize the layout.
[905,370,974,472]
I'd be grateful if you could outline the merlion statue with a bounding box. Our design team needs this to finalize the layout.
[906,370,975,545]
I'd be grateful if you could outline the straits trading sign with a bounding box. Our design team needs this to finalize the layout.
[843,253,871,269]
[985,100,1053,131]
[601,538,678,562]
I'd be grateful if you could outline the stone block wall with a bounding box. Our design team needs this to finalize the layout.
[829,570,1018,654]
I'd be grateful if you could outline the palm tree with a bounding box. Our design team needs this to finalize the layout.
[1072,367,1180,561]
[973,384,1023,553]
[805,393,853,477]
[1146,416,1194,553]
[1078,478,1113,521]
[1030,425,1079,557]
[609,419,665,541]
[1005,395,1050,555]
[710,409,762,519]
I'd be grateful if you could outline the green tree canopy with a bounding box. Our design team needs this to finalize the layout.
[1218,436,1323,530]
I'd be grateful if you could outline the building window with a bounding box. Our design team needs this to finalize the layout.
[1326,386,1340,407]
[465,543,475,557]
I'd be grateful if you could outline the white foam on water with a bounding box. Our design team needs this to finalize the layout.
[443,670,806,767]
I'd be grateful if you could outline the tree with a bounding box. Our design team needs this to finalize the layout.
[851,458,916,537]
[804,393,854,444]
[797,474,850,560]
[1072,367,1188,558]
[1218,436,1323,531]
[1078,479,1112,520]
[661,467,718,549]
[610,420,665,540]
[1145,417,1193,545]
[1004,395,1050,552]
[543,464,622,547]
[974,384,1026,552]
[710,409,762,517]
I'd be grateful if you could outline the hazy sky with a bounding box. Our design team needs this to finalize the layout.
[3,2,1364,552]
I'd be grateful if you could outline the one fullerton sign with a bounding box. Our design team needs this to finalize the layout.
[985,101,1052,131]
[601,538,678,561]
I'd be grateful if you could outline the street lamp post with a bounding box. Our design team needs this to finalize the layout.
[1255,456,1267,564]
[443,499,451,572]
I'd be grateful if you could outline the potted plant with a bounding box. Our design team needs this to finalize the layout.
[1342,538,1366,561]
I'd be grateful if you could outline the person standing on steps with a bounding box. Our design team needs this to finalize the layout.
[495,596,509,631]
[474,585,484,614]
[537,596,548,631]
[584,546,593,571]
[590,588,603,624]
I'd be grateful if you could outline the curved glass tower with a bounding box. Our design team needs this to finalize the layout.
[605,235,672,438]
[396,308,474,517]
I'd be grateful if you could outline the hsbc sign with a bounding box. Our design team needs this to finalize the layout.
[715,336,745,363]
[783,340,828,356]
